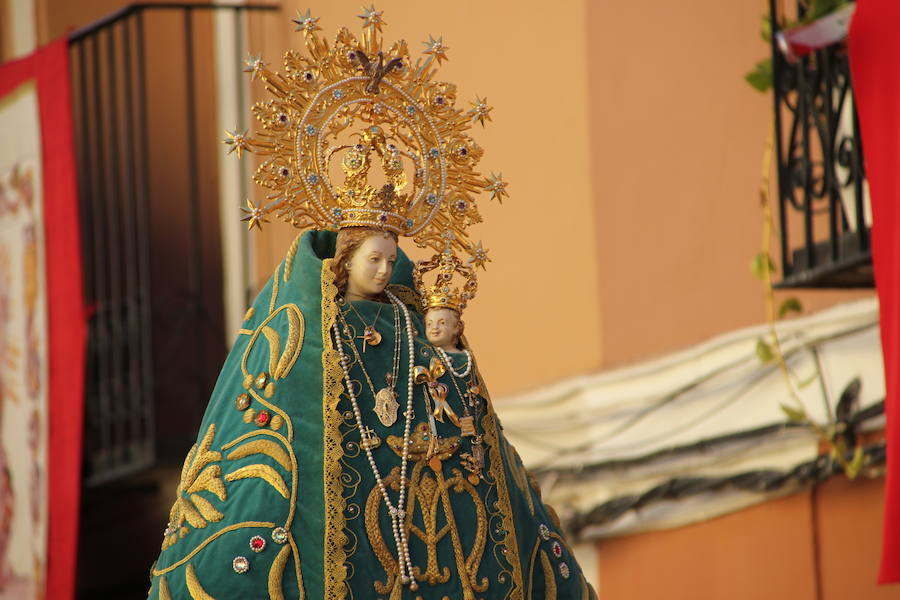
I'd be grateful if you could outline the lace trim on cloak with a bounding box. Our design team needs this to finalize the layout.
[321,257,351,599]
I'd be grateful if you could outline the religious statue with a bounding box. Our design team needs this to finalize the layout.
[147,8,596,600]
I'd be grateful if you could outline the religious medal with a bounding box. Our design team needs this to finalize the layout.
[374,386,399,426]
[361,426,382,450]
[363,325,382,348]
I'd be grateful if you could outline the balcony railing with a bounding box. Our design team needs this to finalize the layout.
[68,2,278,486]
[769,0,872,288]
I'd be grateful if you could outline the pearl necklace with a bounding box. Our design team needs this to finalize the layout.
[332,289,419,591]
[434,346,472,378]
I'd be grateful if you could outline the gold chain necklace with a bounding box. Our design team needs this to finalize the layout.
[338,305,401,427]
[346,298,385,351]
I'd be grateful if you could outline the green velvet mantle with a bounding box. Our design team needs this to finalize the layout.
[147,230,595,600]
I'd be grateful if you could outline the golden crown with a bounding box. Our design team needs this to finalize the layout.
[226,6,509,261]
[412,242,479,314]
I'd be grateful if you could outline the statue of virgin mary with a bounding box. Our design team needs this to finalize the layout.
[147,9,595,600]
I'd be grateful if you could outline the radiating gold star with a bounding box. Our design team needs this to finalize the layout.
[292,9,321,34]
[467,96,493,127]
[243,54,267,81]
[223,128,251,159]
[422,34,449,65]
[483,172,508,203]
[467,241,490,270]
[358,5,385,31]
[240,198,269,231]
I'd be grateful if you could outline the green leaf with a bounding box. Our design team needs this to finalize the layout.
[745,58,773,93]
[756,338,774,362]
[845,445,865,480]
[760,16,772,42]
[778,297,803,318]
[802,0,849,24]
[780,403,807,423]
[750,252,777,279]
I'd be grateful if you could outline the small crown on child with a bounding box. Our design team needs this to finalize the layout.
[413,243,478,314]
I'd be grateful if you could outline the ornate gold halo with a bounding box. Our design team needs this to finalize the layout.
[226,6,508,264]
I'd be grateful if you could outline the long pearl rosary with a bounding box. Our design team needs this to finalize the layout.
[332,289,420,590]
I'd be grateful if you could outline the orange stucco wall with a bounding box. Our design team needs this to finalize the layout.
[598,476,891,599]
[249,0,603,398]
[248,0,873,396]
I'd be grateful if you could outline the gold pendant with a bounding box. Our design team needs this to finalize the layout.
[363,325,382,347]
[429,456,443,472]
[361,426,381,450]
[374,387,399,426]
[459,416,475,437]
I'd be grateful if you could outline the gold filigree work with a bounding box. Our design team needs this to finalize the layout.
[367,424,487,599]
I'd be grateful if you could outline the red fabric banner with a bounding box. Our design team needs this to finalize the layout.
[0,39,85,599]
[849,0,900,585]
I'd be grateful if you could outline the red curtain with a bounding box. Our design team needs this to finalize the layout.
[0,39,85,599]
[849,0,900,585]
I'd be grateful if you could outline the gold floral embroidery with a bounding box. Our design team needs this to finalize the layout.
[321,257,350,600]
[158,576,171,600]
[471,347,526,599]
[268,543,293,600]
[269,263,281,314]
[239,303,305,442]
[539,551,557,600]
[283,232,302,283]
[221,429,299,529]
[153,521,277,576]
[225,464,289,498]
[186,563,216,599]
[367,424,488,599]
[226,438,291,470]
[162,425,226,550]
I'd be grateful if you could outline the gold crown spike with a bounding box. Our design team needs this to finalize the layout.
[412,243,478,314]
[227,7,507,261]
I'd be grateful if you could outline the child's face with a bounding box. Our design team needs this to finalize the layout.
[425,308,461,350]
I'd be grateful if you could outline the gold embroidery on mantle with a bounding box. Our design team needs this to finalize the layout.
[468,343,526,599]
[226,438,291,471]
[158,576,172,600]
[366,423,488,600]
[539,551,557,600]
[225,464,290,498]
[269,263,281,314]
[322,257,350,600]
[153,521,276,576]
[268,543,293,600]
[162,425,226,550]
[283,233,302,283]
[186,563,216,599]
[240,302,305,443]
[221,429,299,529]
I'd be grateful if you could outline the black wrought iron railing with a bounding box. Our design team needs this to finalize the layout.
[68,2,278,486]
[769,0,872,288]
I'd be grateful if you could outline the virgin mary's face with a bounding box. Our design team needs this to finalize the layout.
[345,234,398,299]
